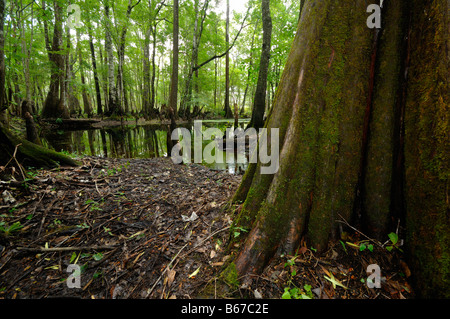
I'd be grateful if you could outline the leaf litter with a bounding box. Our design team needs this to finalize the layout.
[0,156,239,299]
[0,156,412,299]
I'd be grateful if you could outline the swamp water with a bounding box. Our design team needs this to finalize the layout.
[41,119,252,174]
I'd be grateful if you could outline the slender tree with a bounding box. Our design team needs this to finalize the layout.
[104,0,120,116]
[247,0,272,129]
[168,0,179,118]
[223,0,233,118]
[87,24,102,115]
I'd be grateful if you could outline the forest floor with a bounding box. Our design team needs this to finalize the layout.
[0,156,413,299]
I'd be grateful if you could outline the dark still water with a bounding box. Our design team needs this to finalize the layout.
[40,119,251,174]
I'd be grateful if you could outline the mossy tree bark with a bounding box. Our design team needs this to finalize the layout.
[404,0,449,298]
[247,0,272,130]
[231,0,375,276]
[226,0,449,298]
[41,1,70,120]
[0,122,79,169]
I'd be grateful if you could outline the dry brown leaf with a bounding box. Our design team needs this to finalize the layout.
[167,269,176,287]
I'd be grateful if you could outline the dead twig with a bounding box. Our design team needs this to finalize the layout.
[335,213,383,248]
[16,244,118,252]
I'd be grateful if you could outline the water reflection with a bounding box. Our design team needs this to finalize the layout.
[41,120,251,174]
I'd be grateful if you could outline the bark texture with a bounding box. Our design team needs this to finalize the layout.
[228,0,449,298]
[404,0,449,298]
[247,0,272,130]
[232,0,374,276]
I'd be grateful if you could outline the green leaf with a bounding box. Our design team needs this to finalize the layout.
[359,243,367,251]
[324,274,348,290]
[188,266,201,278]
[339,240,347,254]
[281,288,291,299]
[92,252,103,261]
[368,244,374,252]
[388,232,398,245]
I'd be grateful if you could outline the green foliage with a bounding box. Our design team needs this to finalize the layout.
[0,221,23,237]
[4,0,298,117]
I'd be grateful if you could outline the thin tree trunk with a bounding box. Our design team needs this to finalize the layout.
[223,0,232,118]
[87,24,102,115]
[105,1,119,116]
[168,0,179,118]
[0,0,7,125]
[77,29,92,117]
[247,0,272,129]
[143,25,151,117]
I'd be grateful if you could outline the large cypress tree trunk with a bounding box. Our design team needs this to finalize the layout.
[232,1,375,278]
[224,0,449,298]
[403,0,449,298]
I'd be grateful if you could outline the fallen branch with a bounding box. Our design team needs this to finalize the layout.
[17,244,118,252]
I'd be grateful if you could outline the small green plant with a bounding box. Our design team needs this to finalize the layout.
[103,227,113,236]
[231,226,248,238]
[0,221,23,236]
[281,255,315,299]
[282,284,314,299]
[386,232,403,252]
[77,222,90,229]
[92,252,103,261]
[85,199,102,212]
[358,241,374,252]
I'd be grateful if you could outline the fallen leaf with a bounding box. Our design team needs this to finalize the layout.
[211,262,224,267]
[324,274,347,290]
[254,289,263,299]
[210,250,216,259]
[167,269,177,286]
[188,266,200,278]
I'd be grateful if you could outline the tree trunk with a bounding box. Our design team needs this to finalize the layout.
[168,0,179,118]
[223,0,233,118]
[222,0,450,299]
[232,1,375,275]
[0,0,6,125]
[105,1,120,116]
[150,23,158,116]
[75,26,92,117]
[41,1,69,119]
[247,0,272,129]
[403,0,449,298]
[0,123,78,169]
[19,0,33,117]
[143,25,151,117]
[87,25,102,116]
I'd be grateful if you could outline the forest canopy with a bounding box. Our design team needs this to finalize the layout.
[2,0,299,120]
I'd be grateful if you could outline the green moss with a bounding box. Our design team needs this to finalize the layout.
[404,0,449,298]
[1,123,79,168]
[220,262,240,290]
